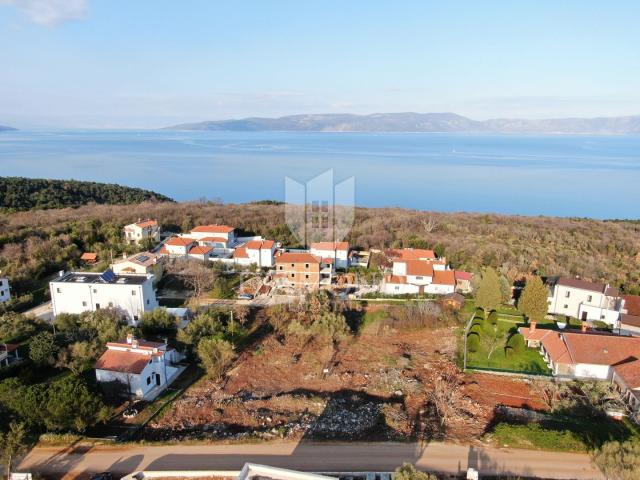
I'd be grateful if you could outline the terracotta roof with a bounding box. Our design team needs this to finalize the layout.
[165,237,195,247]
[95,349,151,374]
[191,224,234,234]
[310,241,349,251]
[390,248,436,261]
[159,246,169,254]
[613,359,640,389]
[189,245,212,255]
[385,274,407,284]
[135,219,158,229]
[455,271,473,281]
[622,314,640,328]
[245,239,275,250]
[624,295,640,317]
[233,247,249,259]
[563,332,640,366]
[404,260,434,277]
[276,252,321,264]
[80,252,97,261]
[433,270,456,286]
[199,236,228,244]
[321,257,334,264]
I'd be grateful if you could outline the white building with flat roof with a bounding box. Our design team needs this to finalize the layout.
[0,276,10,304]
[50,270,158,324]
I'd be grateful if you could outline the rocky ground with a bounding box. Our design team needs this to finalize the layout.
[146,314,545,443]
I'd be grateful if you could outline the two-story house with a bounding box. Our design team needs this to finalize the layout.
[309,242,350,270]
[234,239,276,268]
[546,276,624,326]
[275,252,333,290]
[123,219,160,245]
[50,270,158,325]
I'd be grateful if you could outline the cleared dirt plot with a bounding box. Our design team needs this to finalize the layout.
[146,297,547,444]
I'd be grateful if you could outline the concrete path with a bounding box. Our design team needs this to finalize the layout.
[19,441,603,480]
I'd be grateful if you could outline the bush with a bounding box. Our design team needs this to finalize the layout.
[467,333,480,353]
[394,463,437,480]
[28,331,59,366]
[475,307,485,319]
[488,310,499,326]
[197,337,235,379]
[506,333,525,356]
[593,440,640,480]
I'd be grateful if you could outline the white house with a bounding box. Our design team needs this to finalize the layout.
[382,275,420,295]
[234,239,276,268]
[123,219,161,245]
[382,254,456,296]
[310,242,349,269]
[50,270,158,325]
[95,334,182,400]
[0,276,10,304]
[112,251,164,279]
[188,224,236,245]
[425,270,456,295]
[161,236,196,256]
[546,276,625,326]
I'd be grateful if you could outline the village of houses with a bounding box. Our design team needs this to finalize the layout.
[3,217,640,421]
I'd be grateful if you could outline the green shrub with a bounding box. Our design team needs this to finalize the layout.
[488,310,499,326]
[506,333,526,355]
[467,333,480,353]
[475,307,485,319]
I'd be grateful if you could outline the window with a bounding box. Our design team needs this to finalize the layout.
[601,315,605,320]
[416,276,423,280]
[108,302,113,307]
[395,286,400,291]
[93,288,97,294]
[56,288,61,294]
[134,315,139,321]
[565,291,571,298]
[305,274,310,279]
[279,266,283,270]
[563,304,568,309]
[587,295,593,302]
[96,303,101,309]
[132,290,137,296]
[291,273,295,278]
[82,301,87,307]
[146,299,150,305]
[305,263,309,268]
[146,376,151,385]
[291,263,295,267]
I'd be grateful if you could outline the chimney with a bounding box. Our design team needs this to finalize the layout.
[529,320,537,333]
[581,321,588,333]
[58,270,65,277]
[126,333,134,344]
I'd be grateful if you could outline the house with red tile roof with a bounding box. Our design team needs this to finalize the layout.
[546,276,625,327]
[80,252,98,264]
[520,322,640,412]
[235,239,276,268]
[454,271,474,294]
[95,334,183,400]
[382,248,457,296]
[275,252,333,290]
[161,236,198,257]
[188,225,236,245]
[123,219,160,245]
[621,295,640,336]
[310,242,350,269]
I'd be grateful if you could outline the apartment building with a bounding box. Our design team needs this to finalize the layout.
[309,241,349,269]
[275,252,332,289]
[123,219,160,245]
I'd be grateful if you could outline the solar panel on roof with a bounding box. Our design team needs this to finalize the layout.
[135,255,149,263]
[100,269,116,283]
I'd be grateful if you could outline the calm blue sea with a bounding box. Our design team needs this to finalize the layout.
[1,129,639,219]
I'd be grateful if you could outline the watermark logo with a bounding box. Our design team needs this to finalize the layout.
[285,169,355,247]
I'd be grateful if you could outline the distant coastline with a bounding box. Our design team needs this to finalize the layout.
[165,112,640,135]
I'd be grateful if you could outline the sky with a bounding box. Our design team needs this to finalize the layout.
[1,0,639,128]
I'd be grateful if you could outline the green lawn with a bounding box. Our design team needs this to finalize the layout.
[488,417,640,452]
[467,318,551,375]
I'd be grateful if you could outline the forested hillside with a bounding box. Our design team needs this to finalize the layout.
[0,177,173,212]
[1,201,639,301]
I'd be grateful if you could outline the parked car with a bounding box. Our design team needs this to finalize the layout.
[238,293,254,300]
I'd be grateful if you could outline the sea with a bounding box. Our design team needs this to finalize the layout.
[0,129,639,219]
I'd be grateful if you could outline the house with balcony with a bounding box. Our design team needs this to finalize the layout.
[95,334,183,400]
[546,276,625,327]
[234,239,276,268]
[275,252,333,290]
[381,250,456,296]
[123,219,160,245]
[112,251,164,282]
[0,276,10,304]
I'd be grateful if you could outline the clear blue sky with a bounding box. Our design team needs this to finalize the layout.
[1,0,639,128]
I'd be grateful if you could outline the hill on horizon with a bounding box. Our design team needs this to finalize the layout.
[0,176,174,212]
[165,112,640,135]
[0,125,17,132]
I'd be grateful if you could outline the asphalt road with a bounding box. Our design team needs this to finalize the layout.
[19,441,603,479]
